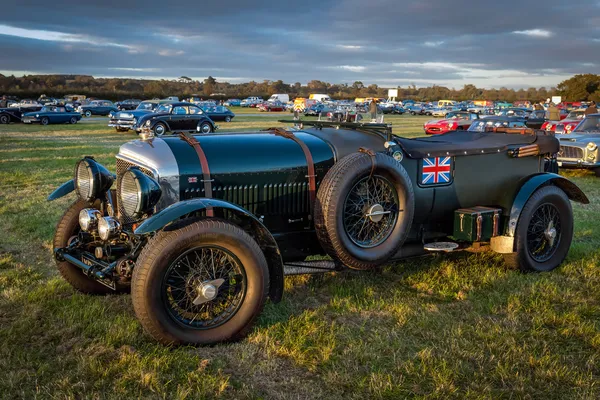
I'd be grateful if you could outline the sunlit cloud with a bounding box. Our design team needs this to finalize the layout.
[512,29,553,38]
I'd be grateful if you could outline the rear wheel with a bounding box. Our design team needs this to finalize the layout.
[0,114,8,124]
[70,117,77,124]
[132,220,269,345]
[508,185,573,272]
[225,116,232,122]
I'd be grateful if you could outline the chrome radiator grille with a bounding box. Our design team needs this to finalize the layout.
[116,158,156,224]
[559,146,584,159]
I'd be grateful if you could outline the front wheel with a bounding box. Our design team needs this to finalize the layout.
[132,219,269,345]
[509,185,573,272]
[70,117,78,124]
[84,110,92,118]
[198,122,213,133]
[225,116,232,122]
[153,122,167,136]
[41,117,49,125]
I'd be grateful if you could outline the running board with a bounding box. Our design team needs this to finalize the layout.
[283,260,341,276]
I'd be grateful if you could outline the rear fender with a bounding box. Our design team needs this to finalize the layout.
[47,179,75,201]
[134,198,284,303]
[492,173,589,253]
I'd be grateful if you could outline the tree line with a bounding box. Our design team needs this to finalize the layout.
[0,73,596,102]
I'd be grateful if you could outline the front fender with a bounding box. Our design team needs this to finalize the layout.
[135,198,284,303]
[47,179,75,201]
[506,173,589,237]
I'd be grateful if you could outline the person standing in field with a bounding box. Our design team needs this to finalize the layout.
[585,101,598,116]
[534,102,544,111]
[0,96,7,108]
[369,99,377,122]
[546,102,560,120]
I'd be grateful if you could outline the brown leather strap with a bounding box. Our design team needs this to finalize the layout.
[359,147,377,178]
[179,133,214,217]
[268,128,316,219]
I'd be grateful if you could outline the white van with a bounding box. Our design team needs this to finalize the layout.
[268,94,290,103]
[309,94,331,102]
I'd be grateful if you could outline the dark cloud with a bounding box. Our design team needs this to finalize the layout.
[1,0,599,88]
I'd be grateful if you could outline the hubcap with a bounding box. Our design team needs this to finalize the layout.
[155,125,164,135]
[162,246,246,329]
[201,124,210,133]
[343,175,400,248]
[527,203,561,263]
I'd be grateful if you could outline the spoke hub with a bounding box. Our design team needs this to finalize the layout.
[200,283,217,300]
[366,204,386,222]
[545,227,557,245]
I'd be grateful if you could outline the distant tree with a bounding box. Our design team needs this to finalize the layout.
[557,74,600,101]
[203,76,216,96]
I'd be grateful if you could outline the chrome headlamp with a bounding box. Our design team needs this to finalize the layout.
[79,208,101,231]
[587,142,598,152]
[118,168,161,218]
[74,157,114,201]
[98,216,121,241]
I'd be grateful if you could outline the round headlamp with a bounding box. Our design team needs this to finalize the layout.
[79,208,101,231]
[98,216,121,241]
[74,158,114,202]
[118,167,161,218]
[587,142,598,151]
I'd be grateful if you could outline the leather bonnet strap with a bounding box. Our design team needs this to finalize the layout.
[268,127,317,219]
[179,133,214,217]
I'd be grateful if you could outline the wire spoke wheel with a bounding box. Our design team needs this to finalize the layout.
[343,175,400,248]
[526,203,561,263]
[162,246,246,329]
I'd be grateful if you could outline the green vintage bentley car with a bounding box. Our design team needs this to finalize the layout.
[48,121,588,345]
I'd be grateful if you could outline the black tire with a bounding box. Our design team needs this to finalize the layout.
[594,167,600,178]
[115,127,128,133]
[84,110,92,118]
[132,219,269,345]
[53,201,123,294]
[410,111,416,115]
[153,122,167,136]
[0,114,9,124]
[510,185,573,272]
[70,117,77,124]
[225,116,232,122]
[315,152,415,270]
[41,117,49,126]
[199,122,213,133]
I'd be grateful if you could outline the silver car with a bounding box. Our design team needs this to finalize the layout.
[556,113,600,176]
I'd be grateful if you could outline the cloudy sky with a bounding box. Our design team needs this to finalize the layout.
[1,0,599,89]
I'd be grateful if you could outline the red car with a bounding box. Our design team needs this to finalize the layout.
[541,109,585,133]
[257,102,285,112]
[423,111,479,135]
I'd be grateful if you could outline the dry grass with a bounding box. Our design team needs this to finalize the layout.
[0,115,599,399]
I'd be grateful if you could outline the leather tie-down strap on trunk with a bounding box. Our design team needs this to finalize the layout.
[268,127,316,219]
[179,133,214,217]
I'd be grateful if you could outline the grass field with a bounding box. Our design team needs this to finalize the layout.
[1,115,599,399]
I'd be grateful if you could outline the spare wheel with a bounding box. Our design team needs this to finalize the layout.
[315,151,414,270]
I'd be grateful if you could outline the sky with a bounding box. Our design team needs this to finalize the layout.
[0,0,599,89]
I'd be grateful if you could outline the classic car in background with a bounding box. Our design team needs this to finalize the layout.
[542,109,585,134]
[467,116,528,132]
[200,105,235,122]
[109,100,173,132]
[47,119,587,346]
[257,101,286,112]
[304,103,334,116]
[223,99,241,107]
[523,110,547,130]
[136,102,217,135]
[78,100,119,117]
[9,99,43,112]
[424,111,479,134]
[240,97,263,107]
[0,107,25,124]
[407,104,428,115]
[116,99,142,111]
[556,113,600,176]
[21,105,81,125]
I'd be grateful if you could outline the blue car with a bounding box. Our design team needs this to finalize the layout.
[21,105,82,125]
[224,99,241,106]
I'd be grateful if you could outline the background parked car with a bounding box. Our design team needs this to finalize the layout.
[257,101,286,112]
[21,105,81,125]
[424,111,479,134]
[556,113,600,176]
[78,100,118,117]
[109,100,174,132]
[223,99,241,106]
[201,105,235,122]
[116,99,142,111]
[0,107,24,124]
[542,109,586,133]
[137,102,217,136]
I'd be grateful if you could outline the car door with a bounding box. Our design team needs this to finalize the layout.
[187,105,205,128]
[169,106,186,131]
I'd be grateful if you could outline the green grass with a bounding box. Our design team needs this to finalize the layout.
[1,116,599,399]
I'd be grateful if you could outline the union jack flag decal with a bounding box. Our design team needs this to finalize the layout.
[421,157,452,185]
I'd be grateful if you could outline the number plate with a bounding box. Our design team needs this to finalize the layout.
[557,161,563,167]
